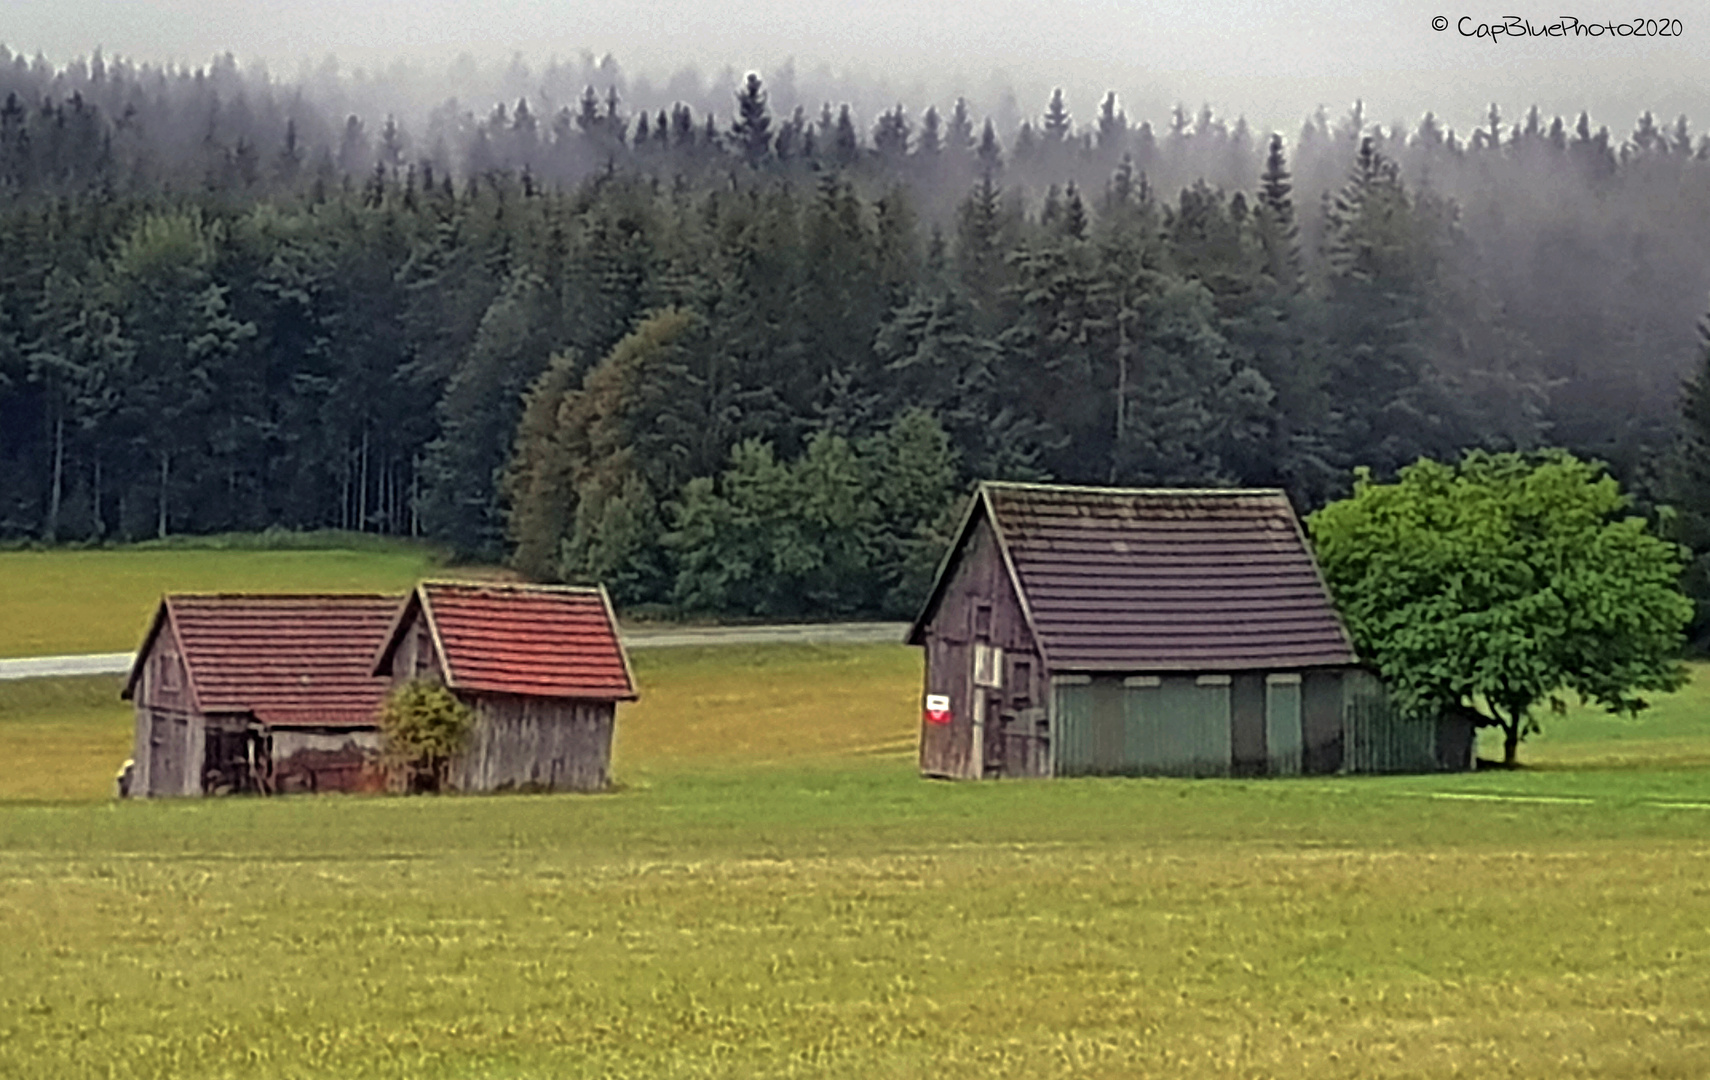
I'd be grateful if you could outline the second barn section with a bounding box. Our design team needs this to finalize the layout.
[905,482,1475,779]
[372,581,637,793]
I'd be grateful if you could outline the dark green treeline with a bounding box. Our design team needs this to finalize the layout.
[4,60,1710,617]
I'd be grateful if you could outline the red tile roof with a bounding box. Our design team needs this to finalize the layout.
[376,582,636,700]
[909,482,1360,672]
[123,594,401,727]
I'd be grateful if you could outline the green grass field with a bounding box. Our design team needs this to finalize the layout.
[3,635,1710,1078]
[0,537,501,658]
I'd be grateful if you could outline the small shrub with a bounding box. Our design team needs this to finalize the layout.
[378,680,473,793]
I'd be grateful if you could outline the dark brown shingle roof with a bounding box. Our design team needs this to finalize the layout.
[122,594,400,726]
[911,482,1359,671]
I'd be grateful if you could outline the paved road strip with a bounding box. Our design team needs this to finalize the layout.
[0,653,135,680]
[0,622,913,680]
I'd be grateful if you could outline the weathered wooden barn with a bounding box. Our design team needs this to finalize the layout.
[372,581,636,793]
[122,594,401,797]
[905,482,1475,779]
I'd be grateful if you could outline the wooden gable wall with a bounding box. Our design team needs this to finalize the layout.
[130,617,202,797]
[917,510,1047,779]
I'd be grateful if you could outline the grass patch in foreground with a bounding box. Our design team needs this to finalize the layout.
[3,766,1709,1079]
[0,541,503,658]
[2,646,1710,1076]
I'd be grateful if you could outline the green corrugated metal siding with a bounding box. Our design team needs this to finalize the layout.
[1341,670,1438,773]
[1167,678,1232,776]
[1055,675,1231,777]
[1052,677,1095,775]
[1055,667,1452,778]
[1121,678,1167,772]
[1265,677,1303,776]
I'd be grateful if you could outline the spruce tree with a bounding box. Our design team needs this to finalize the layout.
[1665,312,1710,644]
[917,106,942,159]
[730,72,772,166]
[975,119,1002,178]
[947,98,975,157]
[832,105,860,166]
[1097,92,1127,156]
[873,105,910,163]
[1255,133,1301,292]
[1043,88,1072,143]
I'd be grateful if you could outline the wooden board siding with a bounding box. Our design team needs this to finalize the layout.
[917,514,1046,779]
[271,730,384,794]
[1436,710,1478,771]
[453,695,615,793]
[381,602,623,794]
[135,619,196,715]
[136,708,195,797]
[131,619,200,797]
[383,614,439,684]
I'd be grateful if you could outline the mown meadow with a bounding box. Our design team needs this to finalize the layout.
[0,536,485,658]
[3,635,1709,1078]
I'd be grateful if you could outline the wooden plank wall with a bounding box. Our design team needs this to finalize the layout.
[272,730,385,794]
[132,620,203,797]
[919,515,1047,779]
[454,694,615,793]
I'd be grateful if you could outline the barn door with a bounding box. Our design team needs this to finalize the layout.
[1051,675,1093,776]
[970,642,1005,779]
[148,711,188,796]
[1147,676,1232,776]
[1265,674,1303,776]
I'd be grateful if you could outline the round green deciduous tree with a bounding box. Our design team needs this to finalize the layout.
[1308,450,1692,766]
[377,680,473,792]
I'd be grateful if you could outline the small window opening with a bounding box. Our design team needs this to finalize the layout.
[1011,660,1032,705]
[159,650,181,691]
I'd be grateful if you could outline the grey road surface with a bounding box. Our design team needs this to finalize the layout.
[0,652,136,680]
[0,622,912,680]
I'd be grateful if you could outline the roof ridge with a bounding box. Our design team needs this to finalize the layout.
[981,481,1289,498]
[420,579,602,594]
[164,591,403,601]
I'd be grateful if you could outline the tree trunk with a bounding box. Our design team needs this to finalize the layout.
[91,455,103,539]
[46,410,63,543]
[1110,304,1129,483]
[157,451,170,540]
[1502,721,1520,767]
[359,425,370,532]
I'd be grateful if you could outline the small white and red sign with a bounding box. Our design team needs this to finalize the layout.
[924,694,951,725]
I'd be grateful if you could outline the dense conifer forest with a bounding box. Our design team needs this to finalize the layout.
[6,49,1710,617]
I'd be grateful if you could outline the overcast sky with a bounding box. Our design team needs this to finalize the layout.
[7,0,1707,137]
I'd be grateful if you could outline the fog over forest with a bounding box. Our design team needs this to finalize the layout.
[5,44,1710,618]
